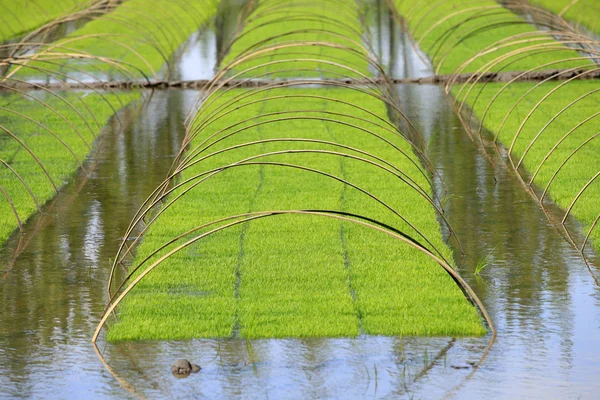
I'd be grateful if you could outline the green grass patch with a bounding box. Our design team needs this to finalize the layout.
[0,0,92,43]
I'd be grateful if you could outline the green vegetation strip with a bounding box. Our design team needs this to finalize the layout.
[393,0,589,74]
[13,0,218,79]
[455,80,600,250]
[0,90,137,244]
[106,86,485,341]
[529,0,600,35]
[394,0,600,250]
[0,0,93,43]
[220,0,371,78]
[105,0,486,341]
[1,0,219,247]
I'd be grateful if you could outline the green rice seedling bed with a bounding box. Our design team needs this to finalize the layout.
[17,0,219,79]
[394,0,600,251]
[0,90,139,245]
[220,0,371,78]
[393,0,590,74]
[104,0,487,342]
[0,0,92,43]
[528,0,600,35]
[106,87,486,341]
[455,80,600,250]
[1,0,220,248]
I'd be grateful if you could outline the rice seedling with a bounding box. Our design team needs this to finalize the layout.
[0,0,220,248]
[392,0,600,257]
[1,0,127,64]
[103,89,486,340]
[220,0,372,78]
[3,0,219,81]
[96,0,489,343]
[528,0,600,35]
[391,0,591,74]
[0,90,139,245]
[0,0,93,43]
[455,79,600,252]
[474,248,495,276]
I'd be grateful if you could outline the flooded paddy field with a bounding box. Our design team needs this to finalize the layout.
[1,0,599,398]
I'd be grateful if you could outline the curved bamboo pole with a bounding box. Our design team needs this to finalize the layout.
[99,0,486,346]
[94,210,495,343]
[107,156,452,294]
[540,132,599,202]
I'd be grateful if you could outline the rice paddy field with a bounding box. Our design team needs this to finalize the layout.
[393,0,600,252]
[0,0,219,248]
[1,0,600,398]
[0,90,137,244]
[103,0,486,342]
[11,0,219,78]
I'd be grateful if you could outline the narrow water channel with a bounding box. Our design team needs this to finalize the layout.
[0,89,198,397]
[385,1,600,397]
[0,1,599,399]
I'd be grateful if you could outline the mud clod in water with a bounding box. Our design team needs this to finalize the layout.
[171,359,201,377]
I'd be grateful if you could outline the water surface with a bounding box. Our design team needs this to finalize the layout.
[1,1,599,399]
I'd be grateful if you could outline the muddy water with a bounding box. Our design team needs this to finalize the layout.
[1,1,600,399]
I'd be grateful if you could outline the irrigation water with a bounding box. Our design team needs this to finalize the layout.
[0,1,599,398]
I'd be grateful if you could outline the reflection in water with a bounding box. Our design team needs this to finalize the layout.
[397,83,600,398]
[0,1,599,398]
[365,0,431,80]
[0,90,196,398]
[165,0,247,81]
[161,29,218,81]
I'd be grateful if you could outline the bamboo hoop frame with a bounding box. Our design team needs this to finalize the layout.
[95,0,493,345]
[397,0,600,268]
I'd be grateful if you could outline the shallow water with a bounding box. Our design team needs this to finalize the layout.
[1,1,600,399]
[0,88,197,398]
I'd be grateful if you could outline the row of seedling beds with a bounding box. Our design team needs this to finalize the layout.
[0,0,219,247]
[98,0,488,342]
[392,0,600,257]
[528,0,600,36]
[0,0,93,43]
